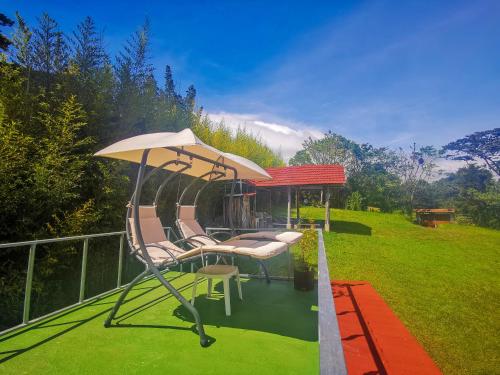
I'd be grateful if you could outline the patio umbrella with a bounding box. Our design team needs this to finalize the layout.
[94,128,272,181]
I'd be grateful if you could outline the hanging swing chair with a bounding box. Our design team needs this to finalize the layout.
[94,129,301,346]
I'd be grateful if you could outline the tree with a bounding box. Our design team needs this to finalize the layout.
[289,150,312,166]
[69,16,116,143]
[12,12,33,97]
[32,13,69,91]
[392,143,438,213]
[449,165,493,193]
[164,65,181,104]
[184,84,196,112]
[443,128,500,176]
[290,131,361,176]
[115,19,157,136]
[0,12,14,51]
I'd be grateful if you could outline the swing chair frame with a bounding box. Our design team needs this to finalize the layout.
[96,130,282,346]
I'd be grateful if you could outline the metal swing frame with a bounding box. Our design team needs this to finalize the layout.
[174,163,273,283]
[103,146,272,346]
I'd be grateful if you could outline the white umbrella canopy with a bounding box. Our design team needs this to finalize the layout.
[94,128,272,180]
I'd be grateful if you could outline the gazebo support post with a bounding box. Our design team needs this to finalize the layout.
[286,186,292,229]
[295,187,300,228]
[324,187,331,232]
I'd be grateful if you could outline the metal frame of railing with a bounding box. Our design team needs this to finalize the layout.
[0,227,346,374]
[0,228,176,336]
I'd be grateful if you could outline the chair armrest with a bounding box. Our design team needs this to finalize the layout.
[176,234,217,247]
[207,231,232,241]
[173,236,206,248]
[141,243,179,266]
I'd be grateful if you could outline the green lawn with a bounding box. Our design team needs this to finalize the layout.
[297,206,500,375]
[0,272,318,374]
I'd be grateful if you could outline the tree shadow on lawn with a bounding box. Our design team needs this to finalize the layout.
[331,220,372,236]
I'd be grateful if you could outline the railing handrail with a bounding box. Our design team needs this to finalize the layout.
[0,227,285,248]
[317,230,347,375]
[0,230,126,248]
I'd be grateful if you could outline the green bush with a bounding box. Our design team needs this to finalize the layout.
[294,229,318,272]
[346,191,363,211]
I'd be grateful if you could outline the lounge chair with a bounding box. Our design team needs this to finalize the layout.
[95,128,294,346]
[104,205,288,343]
[176,204,303,247]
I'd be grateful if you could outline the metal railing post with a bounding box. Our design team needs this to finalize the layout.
[23,244,37,324]
[117,233,124,288]
[79,239,89,303]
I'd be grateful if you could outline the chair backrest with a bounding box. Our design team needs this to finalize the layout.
[128,205,168,245]
[178,205,196,220]
[176,205,217,245]
[137,205,158,219]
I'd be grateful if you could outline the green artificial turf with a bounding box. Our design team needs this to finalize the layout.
[296,206,500,375]
[0,272,318,374]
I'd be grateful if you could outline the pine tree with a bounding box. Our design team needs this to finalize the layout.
[12,12,33,95]
[71,16,105,77]
[0,12,14,51]
[184,84,196,112]
[32,13,68,91]
[115,19,156,135]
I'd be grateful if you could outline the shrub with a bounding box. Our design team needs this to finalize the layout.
[346,191,363,211]
[295,229,317,272]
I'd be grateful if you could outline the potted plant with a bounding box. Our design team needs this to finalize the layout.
[293,229,317,291]
[308,218,315,229]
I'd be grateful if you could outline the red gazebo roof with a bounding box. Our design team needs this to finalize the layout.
[250,164,346,187]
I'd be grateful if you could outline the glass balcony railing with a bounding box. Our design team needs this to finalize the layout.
[0,227,346,374]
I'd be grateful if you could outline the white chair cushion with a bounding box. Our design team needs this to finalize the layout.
[237,231,303,245]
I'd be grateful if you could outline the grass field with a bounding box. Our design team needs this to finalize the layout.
[296,207,500,375]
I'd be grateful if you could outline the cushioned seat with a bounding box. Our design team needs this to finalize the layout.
[176,205,303,246]
[235,231,303,245]
[129,207,289,266]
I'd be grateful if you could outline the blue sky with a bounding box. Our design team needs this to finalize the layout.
[4,0,500,162]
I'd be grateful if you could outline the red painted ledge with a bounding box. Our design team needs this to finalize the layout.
[332,281,442,375]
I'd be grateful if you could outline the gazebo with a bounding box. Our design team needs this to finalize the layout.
[251,165,346,231]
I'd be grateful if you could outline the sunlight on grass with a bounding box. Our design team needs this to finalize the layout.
[301,206,500,375]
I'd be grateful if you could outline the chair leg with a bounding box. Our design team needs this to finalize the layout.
[223,278,231,316]
[287,246,292,280]
[149,266,209,347]
[236,273,243,300]
[104,268,150,327]
[207,278,212,297]
[191,273,200,305]
[257,259,271,284]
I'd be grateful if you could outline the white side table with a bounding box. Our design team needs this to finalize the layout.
[191,264,243,316]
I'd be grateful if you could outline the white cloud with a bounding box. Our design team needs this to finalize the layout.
[207,112,473,178]
[208,112,324,161]
[434,158,466,174]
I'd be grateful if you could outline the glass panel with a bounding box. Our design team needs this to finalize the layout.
[30,241,81,320]
[0,246,30,330]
